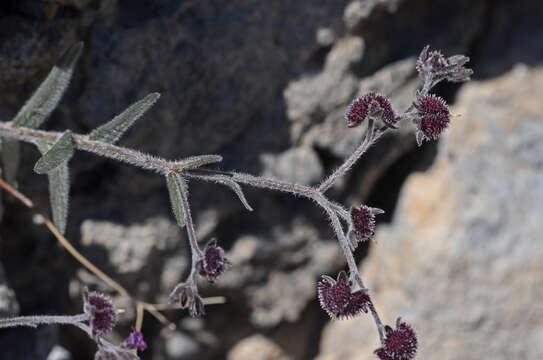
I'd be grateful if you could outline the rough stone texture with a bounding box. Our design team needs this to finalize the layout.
[228,334,290,360]
[0,263,19,317]
[1,0,543,359]
[318,66,543,360]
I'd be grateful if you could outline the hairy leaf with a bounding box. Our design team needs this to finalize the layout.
[174,155,223,171]
[34,131,74,174]
[36,140,70,235]
[192,174,253,211]
[13,42,83,129]
[89,92,161,144]
[1,139,20,185]
[167,172,186,227]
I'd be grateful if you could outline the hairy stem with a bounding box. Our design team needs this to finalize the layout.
[0,122,179,175]
[318,120,384,193]
[0,313,88,329]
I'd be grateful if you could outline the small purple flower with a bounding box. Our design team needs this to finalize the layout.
[345,92,396,128]
[198,240,231,283]
[122,327,147,352]
[169,281,206,317]
[374,318,418,360]
[414,94,450,144]
[416,45,473,84]
[318,271,371,320]
[83,289,117,337]
[349,205,383,250]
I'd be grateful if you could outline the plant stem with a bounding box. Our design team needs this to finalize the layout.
[0,313,88,329]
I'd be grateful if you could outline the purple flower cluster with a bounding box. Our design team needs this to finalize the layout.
[345,92,397,128]
[375,319,418,360]
[83,290,117,338]
[199,240,231,283]
[318,271,371,320]
[416,45,473,85]
[414,94,451,143]
[349,205,384,248]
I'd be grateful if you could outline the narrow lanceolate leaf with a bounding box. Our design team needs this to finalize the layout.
[173,155,223,171]
[1,139,20,184]
[167,172,186,227]
[89,92,161,144]
[195,174,253,211]
[36,140,70,235]
[13,42,83,129]
[34,131,74,174]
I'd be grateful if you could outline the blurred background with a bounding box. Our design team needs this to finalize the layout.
[1,0,542,359]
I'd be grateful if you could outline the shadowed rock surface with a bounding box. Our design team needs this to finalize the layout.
[1,0,543,359]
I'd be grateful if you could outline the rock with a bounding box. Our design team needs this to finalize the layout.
[317,66,543,359]
[47,345,72,360]
[0,263,18,317]
[228,335,290,360]
[163,331,200,360]
[261,146,324,185]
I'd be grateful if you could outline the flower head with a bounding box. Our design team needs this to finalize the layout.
[198,240,231,283]
[349,205,383,249]
[345,92,396,128]
[414,94,450,144]
[375,318,418,360]
[318,271,371,320]
[416,45,473,85]
[122,327,147,352]
[83,288,117,338]
[169,281,205,317]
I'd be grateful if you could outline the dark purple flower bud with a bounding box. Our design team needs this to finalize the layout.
[122,327,147,352]
[374,318,418,360]
[83,288,117,337]
[416,46,473,84]
[345,92,396,128]
[349,205,383,249]
[414,94,450,145]
[169,282,206,317]
[198,240,231,283]
[318,271,371,320]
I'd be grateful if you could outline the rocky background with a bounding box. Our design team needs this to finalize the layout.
[0,0,542,359]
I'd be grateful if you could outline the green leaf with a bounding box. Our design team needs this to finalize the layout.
[174,155,223,171]
[13,42,83,129]
[192,174,253,211]
[1,139,20,185]
[34,131,74,174]
[89,92,161,144]
[166,172,186,227]
[36,140,70,235]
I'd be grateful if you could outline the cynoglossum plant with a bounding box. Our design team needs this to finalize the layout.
[0,288,147,359]
[0,41,472,359]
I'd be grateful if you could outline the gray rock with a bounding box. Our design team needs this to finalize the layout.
[317,65,543,360]
[47,345,72,360]
[228,335,291,360]
[0,264,18,317]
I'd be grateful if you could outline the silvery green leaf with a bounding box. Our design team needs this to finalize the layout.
[89,92,160,144]
[13,42,83,129]
[34,131,74,174]
[1,139,20,185]
[174,155,222,171]
[167,172,186,227]
[36,140,70,235]
[191,174,253,211]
